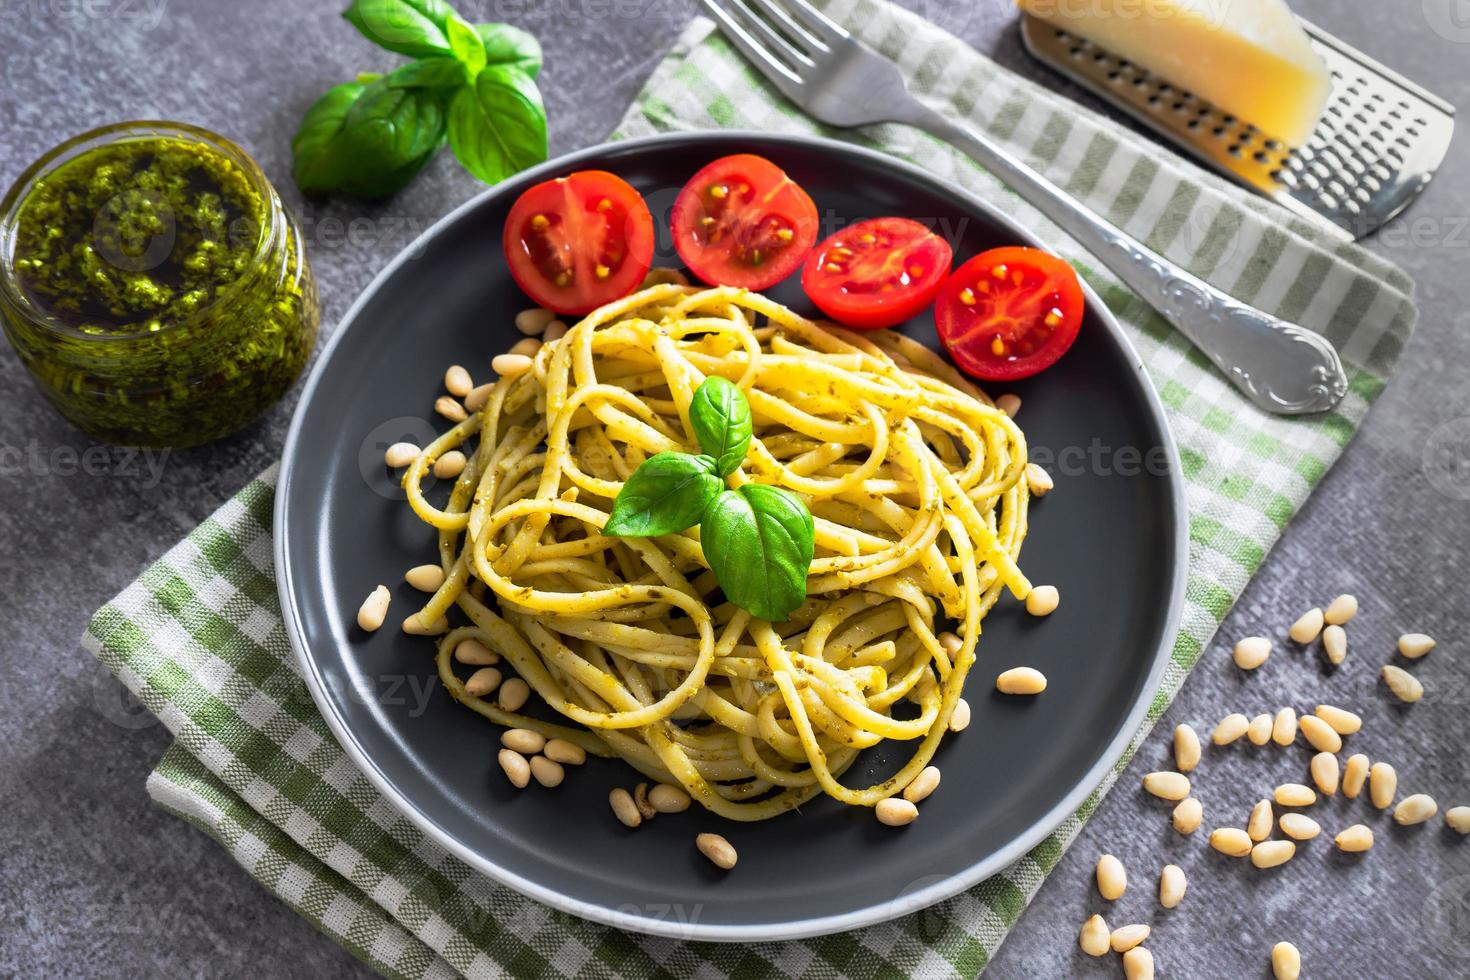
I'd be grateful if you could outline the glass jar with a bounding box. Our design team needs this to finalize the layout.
[0,121,319,447]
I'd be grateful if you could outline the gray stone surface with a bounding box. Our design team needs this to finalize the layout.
[0,1,1465,977]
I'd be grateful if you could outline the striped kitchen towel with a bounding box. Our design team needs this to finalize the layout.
[83,1,1416,977]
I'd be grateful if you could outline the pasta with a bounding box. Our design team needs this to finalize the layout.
[400,282,1034,820]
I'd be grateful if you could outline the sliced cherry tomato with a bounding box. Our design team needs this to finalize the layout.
[934,246,1084,382]
[503,170,655,315]
[800,217,953,330]
[669,154,819,290]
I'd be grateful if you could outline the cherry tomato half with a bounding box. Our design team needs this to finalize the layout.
[503,170,655,315]
[669,154,819,290]
[934,246,1085,382]
[800,217,953,330]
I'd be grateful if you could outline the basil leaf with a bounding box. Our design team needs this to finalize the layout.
[701,484,814,621]
[689,376,752,477]
[604,453,722,538]
[292,81,369,193]
[445,12,486,74]
[293,76,447,198]
[476,22,543,78]
[343,0,453,58]
[447,64,547,185]
[383,57,467,90]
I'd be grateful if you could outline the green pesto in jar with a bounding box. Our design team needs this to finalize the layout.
[1,126,318,447]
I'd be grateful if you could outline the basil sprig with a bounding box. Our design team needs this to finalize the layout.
[604,378,815,622]
[292,0,547,199]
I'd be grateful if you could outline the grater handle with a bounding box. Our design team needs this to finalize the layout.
[904,105,1349,415]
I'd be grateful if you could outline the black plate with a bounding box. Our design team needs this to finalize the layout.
[276,132,1187,941]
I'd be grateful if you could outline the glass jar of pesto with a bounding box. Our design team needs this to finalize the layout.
[0,121,319,447]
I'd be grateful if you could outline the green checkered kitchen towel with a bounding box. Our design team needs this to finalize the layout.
[83,1,1417,977]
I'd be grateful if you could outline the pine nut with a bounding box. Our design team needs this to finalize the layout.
[1024,462,1053,497]
[1233,636,1272,669]
[1111,924,1150,953]
[444,364,473,397]
[641,267,690,288]
[464,667,502,697]
[1247,713,1273,746]
[1159,864,1186,909]
[1272,707,1298,746]
[384,442,420,467]
[633,782,657,820]
[938,631,962,656]
[432,450,467,479]
[405,564,446,592]
[515,307,556,335]
[696,832,737,869]
[402,613,448,635]
[1315,704,1362,735]
[1248,799,1274,842]
[996,667,1048,694]
[609,788,641,828]
[501,728,545,754]
[1324,594,1358,625]
[1172,797,1203,835]
[356,585,391,631]
[498,677,531,712]
[1174,724,1201,772]
[1143,771,1191,801]
[543,321,568,343]
[1382,664,1423,703]
[1023,586,1059,618]
[1342,753,1369,799]
[995,393,1021,416]
[1299,714,1342,753]
[498,748,530,788]
[1212,713,1249,745]
[876,798,919,826]
[543,739,586,766]
[1272,941,1302,980]
[492,353,533,378]
[649,783,691,813]
[454,638,498,665]
[1251,840,1296,869]
[463,383,495,412]
[1369,762,1397,809]
[903,766,942,804]
[1397,632,1436,658]
[1311,752,1339,796]
[1079,914,1111,956]
[1445,806,1470,834]
[1096,854,1126,900]
[529,755,564,788]
[1334,824,1374,852]
[1279,813,1321,841]
[949,697,972,732]
[1275,783,1317,807]
[1394,794,1438,826]
[1322,624,1347,665]
[1122,946,1154,980]
[510,337,542,357]
[434,395,468,422]
[1288,607,1324,644]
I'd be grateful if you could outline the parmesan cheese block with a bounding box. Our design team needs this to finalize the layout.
[1017,0,1332,146]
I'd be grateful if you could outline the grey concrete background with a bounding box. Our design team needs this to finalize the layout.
[0,1,1465,977]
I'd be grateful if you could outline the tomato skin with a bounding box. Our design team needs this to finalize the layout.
[934,246,1085,382]
[800,217,953,330]
[670,154,819,290]
[502,170,655,315]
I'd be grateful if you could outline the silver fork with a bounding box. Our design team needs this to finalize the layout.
[701,0,1349,415]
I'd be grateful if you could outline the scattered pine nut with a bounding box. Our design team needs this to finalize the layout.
[1122,946,1154,980]
[1079,914,1111,956]
[696,833,737,869]
[1311,752,1340,796]
[1173,797,1203,835]
[1394,794,1438,826]
[1111,924,1150,953]
[1272,941,1302,980]
[492,353,533,378]
[609,788,641,828]
[498,748,530,788]
[509,337,542,357]
[498,677,531,712]
[641,267,689,288]
[1274,783,1317,807]
[1174,724,1201,772]
[1096,854,1127,900]
[1322,624,1347,665]
[876,797,919,826]
[454,638,498,666]
[514,307,555,335]
[1251,840,1296,869]
[464,383,495,412]
[634,782,657,820]
[405,564,446,592]
[1213,712,1249,745]
[903,766,942,804]
[649,784,691,813]
[402,613,448,636]
[1024,586,1059,618]
[464,668,502,697]
[444,364,473,397]
[384,442,420,467]
[1323,594,1358,625]
[529,755,564,788]
[1272,707,1298,747]
[432,450,467,479]
[543,739,586,766]
[356,585,391,632]
[1397,633,1436,658]
[543,321,568,343]
[1299,714,1343,753]
[995,393,1021,416]
[1279,813,1321,841]
[1342,753,1370,799]
[1247,713,1273,746]
[1248,799,1274,842]
[1288,607,1325,644]
[1335,824,1374,852]
[1210,827,1253,857]
[501,728,546,755]
[935,632,963,658]
[949,697,972,732]
[1382,664,1424,703]
[1369,762,1397,809]
[1024,462,1053,496]
[434,395,468,422]
[1445,806,1470,834]
[1159,864,1187,909]
[1143,771,1191,801]
[1314,704,1362,735]
[1233,636,1272,670]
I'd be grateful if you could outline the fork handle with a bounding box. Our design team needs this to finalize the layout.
[904,105,1348,415]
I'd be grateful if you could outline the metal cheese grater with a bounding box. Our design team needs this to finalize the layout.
[1020,14,1456,240]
